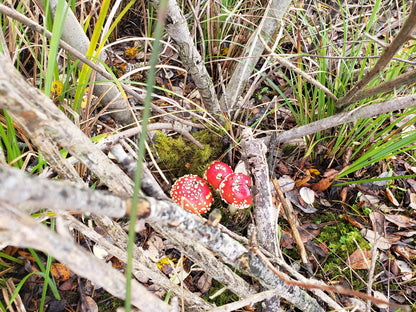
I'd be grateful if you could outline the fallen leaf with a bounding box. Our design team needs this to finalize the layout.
[51,263,71,282]
[157,257,176,275]
[197,273,212,294]
[295,170,311,188]
[340,187,348,202]
[359,194,380,205]
[396,260,413,281]
[286,190,318,213]
[278,175,295,192]
[93,245,108,260]
[386,188,400,206]
[305,241,328,257]
[392,245,416,261]
[299,187,315,205]
[276,162,290,175]
[81,295,98,312]
[361,229,391,250]
[309,168,321,175]
[109,256,124,269]
[373,291,389,309]
[311,177,333,192]
[144,233,165,262]
[369,211,385,235]
[409,192,416,210]
[342,147,352,167]
[385,214,416,228]
[125,47,138,59]
[347,249,372,270]
[323,169,339,178]
[407,179,416,192]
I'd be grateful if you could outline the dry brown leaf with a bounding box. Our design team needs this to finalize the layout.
[343,146,353,167]
[407,179,416,192]
[323,169,339,178]
[197,273,212,294]
[280,230,294,249]
[295,170,311,188]
[396,260,413,281]
[386,188,400,206]
[311,177,333,192]
[81,295,98,312]
[340,187,348,202]
[347,249,372,270]
[369,211,385,235]
[409,192,416,210]
[385,214,416,228]
[342,215,365,230]
[361,229,392,250]
[392,245,416,261]
[278,175,295,192]
[51,263,71,282]
[359,194,380,205]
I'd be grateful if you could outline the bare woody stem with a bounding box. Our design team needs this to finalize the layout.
[335,3,416,110]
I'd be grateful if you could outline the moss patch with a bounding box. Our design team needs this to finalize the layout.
[152,129,225,178]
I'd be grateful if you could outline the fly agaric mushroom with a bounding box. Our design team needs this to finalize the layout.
[219,173,252,214]
[203,161,233,190]
[170,174,213,214]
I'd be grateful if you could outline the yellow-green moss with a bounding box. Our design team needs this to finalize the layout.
[152,129,225,178]
[313,212,370,289]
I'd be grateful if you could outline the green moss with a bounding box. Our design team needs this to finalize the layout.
[152,129,225,178]
[314,213,370,280]
[203,279,239,306]
[96,293,124,311]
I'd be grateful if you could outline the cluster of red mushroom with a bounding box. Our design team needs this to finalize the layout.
[170,161,252,214]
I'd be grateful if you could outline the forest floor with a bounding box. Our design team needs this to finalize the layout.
[1,0,416,311]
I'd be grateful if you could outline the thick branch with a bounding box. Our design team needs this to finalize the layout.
[152,0,224,124]
[0,204,170,312]
[0,164,323,311]
[0,53,134,195]
[39,0,134,124]
[241,128,278,254]
[275,94,416,144]
[220,0,291,113]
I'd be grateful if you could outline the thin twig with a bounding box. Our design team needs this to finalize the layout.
[272,178,312,275]
[259,36,338,101]
[335,3,416,110]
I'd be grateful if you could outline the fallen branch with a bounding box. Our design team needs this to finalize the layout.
[274,94,416,144]
[0,3,202,128]
[220,0,292,114]
[151,0,225,124]
[1,164,407,310]
[335,3,416,110]
[0,163,323,311]
[0,204,171,312]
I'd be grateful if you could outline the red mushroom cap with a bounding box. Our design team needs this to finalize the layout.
[203,161,234,190]
[219,173,252,209]
[170,174,213,214]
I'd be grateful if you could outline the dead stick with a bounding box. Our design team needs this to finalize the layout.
[272,178,312,276]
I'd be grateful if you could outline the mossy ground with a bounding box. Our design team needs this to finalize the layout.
[152,129,226,179]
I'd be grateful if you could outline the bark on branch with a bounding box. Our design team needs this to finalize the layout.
[0,164,324,312]
[0,204,171,312]
[151,0,225,124]
[274,94,416,144]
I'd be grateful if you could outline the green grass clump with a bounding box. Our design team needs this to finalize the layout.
[153,129,225,178]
